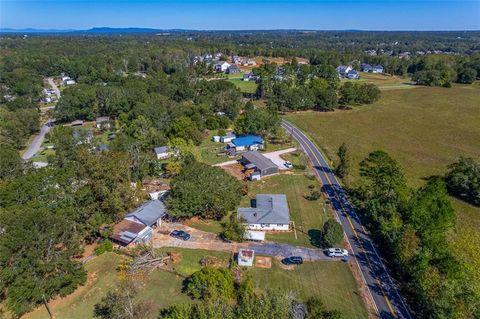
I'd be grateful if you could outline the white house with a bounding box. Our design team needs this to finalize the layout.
[238,249,254,267]
[154,146,171,160]
[65,79,76,85]
[215,61,231,73]
[336,65,353,77]
[237,194,291,231]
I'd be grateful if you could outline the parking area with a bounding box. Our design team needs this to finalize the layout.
[262,148,296,170]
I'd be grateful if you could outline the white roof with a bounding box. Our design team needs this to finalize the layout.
[245,230,265,241]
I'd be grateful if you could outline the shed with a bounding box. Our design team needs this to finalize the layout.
[238,249,254,267]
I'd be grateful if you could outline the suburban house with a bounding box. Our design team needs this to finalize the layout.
[228,135,264,152]
[237,194,291,231]
[215,61,231,73]
[125,198,167,227]
[372,65,384,73]
[110,219,153,247]
[237,249,254,267]
[361,64,373,72]
[346,70,360,79]
[154,146,171,160]
[239,150,278,179]
[95,116,111,129]
[232,55,242,64]
[227,65,241,74]
[220,132,236,143]
[336,65,353,77]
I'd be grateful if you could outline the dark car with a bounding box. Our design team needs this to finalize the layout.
[170,230,191,241]
[281,256,303,265]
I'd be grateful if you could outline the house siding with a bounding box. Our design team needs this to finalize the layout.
[245,223,290,231]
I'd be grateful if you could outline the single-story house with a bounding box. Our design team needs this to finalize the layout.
[96,116,111,129]
[229,135,264,152]
[240,151,278,178]
[227,65,241,74]
[237,194,290,231]
[336,65,353,76]
[220,132,236,143]
[125,198,167,227]
[372,65,384,73]
[346,70,360,79]
[238,249,254,267]
[110,219,153,247]
[154,146,171,160]
[215,61,231,73]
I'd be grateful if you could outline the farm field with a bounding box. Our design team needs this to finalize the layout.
[285,84,480,293]
[25,248,366,319]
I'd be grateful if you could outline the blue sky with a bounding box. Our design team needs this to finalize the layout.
[1,0,479,30]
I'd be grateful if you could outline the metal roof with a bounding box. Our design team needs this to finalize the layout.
[233,135,263,147]
[237,194,290,224]
[241,151,276,171]
[154,146,168,155]
[126,199,167,226]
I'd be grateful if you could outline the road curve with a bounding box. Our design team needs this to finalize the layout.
[282,120,412,319]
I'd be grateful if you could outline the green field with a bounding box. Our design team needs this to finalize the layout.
[341,72,415,90]
[285,84,480,292]
[26,249,366,319]
[228,78,258,93]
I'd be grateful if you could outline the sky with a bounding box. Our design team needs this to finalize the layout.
[1,0,479,31]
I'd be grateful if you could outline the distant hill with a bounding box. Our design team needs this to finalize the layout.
[0,27,192,34]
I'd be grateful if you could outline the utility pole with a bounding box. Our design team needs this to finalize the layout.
[42,294,53,319]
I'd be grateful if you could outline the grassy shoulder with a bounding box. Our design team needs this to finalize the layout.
[284,84,480,293]
[25,249,366,319]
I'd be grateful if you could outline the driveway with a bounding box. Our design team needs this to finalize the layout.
[153,222,332,261]
[262,147,296,170]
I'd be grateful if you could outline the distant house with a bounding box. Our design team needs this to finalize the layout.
[95,116,111,129]
[229,135,264,152]
[220,132,236,143]
[361,64,373,72]
[154,146,171,160]
[125,199,167,227]
[65,79,76,85]
[372,65,384,73]
[336,65,353,77]
[346,70,360,79]
[238,249,254,267]
[226,65,241,74]
[237,194,290,231]
[240,150,278,178]
[215,61,231,73]
[243,59,256,66]
[243,72,258,82]
[110,219,153,247]
[232,55,242,64]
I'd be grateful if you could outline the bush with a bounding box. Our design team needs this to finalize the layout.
[94,239,113,256]
[185,267,234,301]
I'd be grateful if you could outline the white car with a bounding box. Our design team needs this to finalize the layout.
[284,161,293,169]
[327,248,348,257]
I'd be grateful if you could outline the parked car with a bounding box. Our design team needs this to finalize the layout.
[284,161,293,169]
[326,248,348,257]
[170,230,191,241]
[281,256,303,265]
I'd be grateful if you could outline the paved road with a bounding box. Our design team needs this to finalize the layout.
[153,222,333,261]
[22,78,59,160]
[282,120,412,319]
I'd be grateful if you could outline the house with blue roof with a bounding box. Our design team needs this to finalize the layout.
[226,135,264,153]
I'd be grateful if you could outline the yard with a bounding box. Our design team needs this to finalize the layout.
[341,72,414,90]
[227,77,258,94]
[285,84,480,294]
[25,248,366,319]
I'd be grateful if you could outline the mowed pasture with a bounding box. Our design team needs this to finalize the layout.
[25,249,367,319]
[285,84,480,293]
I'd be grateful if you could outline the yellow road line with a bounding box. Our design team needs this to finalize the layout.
[290,126,397,318]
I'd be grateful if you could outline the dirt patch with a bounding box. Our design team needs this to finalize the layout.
[200,255,228,268]
[255,256,272,269]
[220,163,245,180]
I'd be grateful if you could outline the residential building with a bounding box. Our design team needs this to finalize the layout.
[346,70,360,79]
[336,65,353,77]
[237,194,290,231]
[154,146,171,160]
[229,135,264,152]
[361,64,373,72]
[125,198,167,227]
[240,150,278,178]
[226,65,241,74]
[215,61,231,73]
[372,65,384,73]
[220,132,236,143]
[110,219,153,247]
[95,116,111,129]
[238,249,254,267]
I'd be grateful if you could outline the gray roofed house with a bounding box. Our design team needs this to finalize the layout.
[240,151,278,178]
[154,146,171,160]
[125,199,167,227]
[237,194,290,231]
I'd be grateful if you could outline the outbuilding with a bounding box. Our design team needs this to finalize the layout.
[240,151,278,177]
[110,219,153,247]
[238,249,255,267]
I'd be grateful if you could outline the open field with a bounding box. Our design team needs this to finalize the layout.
[227,77,258,93]
[341,72,415,90]
[25,248,366,319]
[285,84,480,293]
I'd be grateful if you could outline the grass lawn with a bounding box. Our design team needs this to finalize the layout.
[228,78,258,94]
[285,84,480,293]
[198,130,238,165]
[26,249,365,319]
[341,72,415,90]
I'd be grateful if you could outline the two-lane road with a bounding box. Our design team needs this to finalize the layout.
[282,120,412,319]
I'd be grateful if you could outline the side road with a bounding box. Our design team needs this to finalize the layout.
[152,222,334,261]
